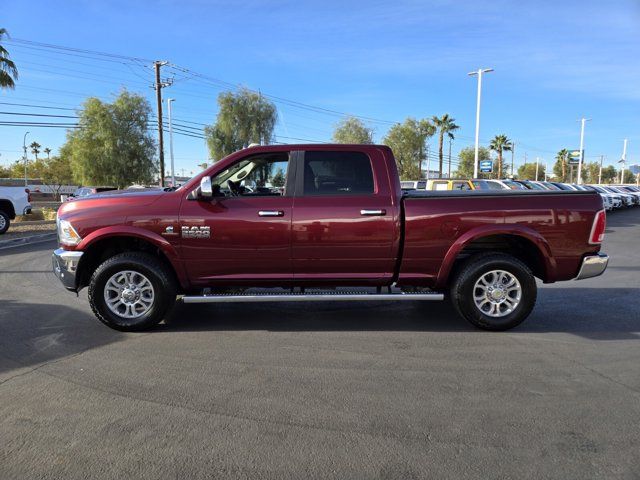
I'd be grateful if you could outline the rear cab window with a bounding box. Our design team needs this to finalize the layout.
[302,151,374,196]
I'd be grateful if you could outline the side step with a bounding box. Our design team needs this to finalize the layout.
[182,290,444,304]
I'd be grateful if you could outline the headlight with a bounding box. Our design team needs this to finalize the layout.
[57,218,82,246]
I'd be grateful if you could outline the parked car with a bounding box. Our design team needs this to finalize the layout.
[513,180,547,191]
[535,181,562,190]
[471,179,506,190]
[602,186,635,207]
[426,179,474,191]
[610,185,640,205]
[68,186,118,200]
[53,144,608,332]
[0,186,32,234]
[581,185,613,211]
[587,185,622,209]
[401,180,427,191]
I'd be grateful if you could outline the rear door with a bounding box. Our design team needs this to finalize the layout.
[291,149,398,283]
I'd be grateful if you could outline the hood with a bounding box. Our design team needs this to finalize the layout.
[59,188,166,218]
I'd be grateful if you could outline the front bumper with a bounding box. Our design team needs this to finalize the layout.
[52,248,83,291]
[575,253,609,280]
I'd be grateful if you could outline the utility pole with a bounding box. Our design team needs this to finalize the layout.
[545,161,549,181]
[535,157,539,181]
[619,138,628,183]
[167,98,176,187]
[576,117,591,185]
[22,131,30,187]
[153,61,172,187]
[598,155,604,184]
[448,137,452,179]
[425,144,430,180]
[468,68,494,178]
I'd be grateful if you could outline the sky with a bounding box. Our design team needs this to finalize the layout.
[2,0,640,176]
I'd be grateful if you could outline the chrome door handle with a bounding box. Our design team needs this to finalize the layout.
[360,209,386,216]
[258,210,284,217]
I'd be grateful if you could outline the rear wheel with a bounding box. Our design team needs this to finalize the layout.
[0,210,9,234]
[450,253,537,331]
[88,252,177,331]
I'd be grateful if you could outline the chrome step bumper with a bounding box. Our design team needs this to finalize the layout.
[575,253,608,280]
[182,291,444,304]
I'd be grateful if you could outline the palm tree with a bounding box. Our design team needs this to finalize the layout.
[556,149,569,182]
[44,147,52,159]
[432,114,459,177]
[0,28,18,89]
[30,141,41,160]
[489,134,512,179]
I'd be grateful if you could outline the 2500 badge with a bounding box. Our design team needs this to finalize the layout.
[182,226,210,239]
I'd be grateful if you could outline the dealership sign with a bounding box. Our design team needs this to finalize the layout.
[568,149,583,165]
[479,160,493,173]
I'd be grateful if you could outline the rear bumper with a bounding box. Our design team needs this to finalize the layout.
[575,253,608,280]
[52,248,83,291]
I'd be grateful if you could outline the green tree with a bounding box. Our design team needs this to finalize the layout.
[489,134,512,179]
[0,28,18,89]
[332,116,374,144]
[44,147,52,159]
[382,118,435,180]
[517,162,545,181]
[0,164,11,177]
[454,146,491,179]
[37,155,74,200]
[553,149,570,182]
[205,88,277,161]
[621,168,636,184]
[62,90,157,188]
[30,141,41,160]
[432,114,459,177]
[272,168,285,187]
[600,165,617,184]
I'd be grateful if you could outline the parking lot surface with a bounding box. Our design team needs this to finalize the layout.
[1,209,639,479]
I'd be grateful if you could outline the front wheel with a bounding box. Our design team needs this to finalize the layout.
[0,210,10,234]
[88,252,177,331]
[450,253,537,331]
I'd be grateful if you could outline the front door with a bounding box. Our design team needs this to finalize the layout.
[179,151,294,287]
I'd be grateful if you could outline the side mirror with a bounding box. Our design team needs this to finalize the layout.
[200,176,213,199]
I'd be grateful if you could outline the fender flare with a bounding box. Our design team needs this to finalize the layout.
[76,226,189,290]
[434,224,556,289]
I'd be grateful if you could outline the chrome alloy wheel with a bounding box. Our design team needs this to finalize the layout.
[473,270,522,317]
[0,215,6,231]
[103,270,155,319]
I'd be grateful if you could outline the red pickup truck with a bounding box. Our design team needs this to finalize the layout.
[53,144,608,331]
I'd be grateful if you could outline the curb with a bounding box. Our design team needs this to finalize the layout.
[0,233,57,251]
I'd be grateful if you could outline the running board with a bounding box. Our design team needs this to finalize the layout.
[182,291,444,304]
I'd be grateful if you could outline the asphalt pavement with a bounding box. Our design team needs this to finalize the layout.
[1,209,639,479]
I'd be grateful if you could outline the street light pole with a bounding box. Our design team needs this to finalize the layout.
[535,157,539,181]
[167,98,176,187]
[576,118,591,185]
[468,68,493,179]
[23,131,30,187]
[619,138,628,183]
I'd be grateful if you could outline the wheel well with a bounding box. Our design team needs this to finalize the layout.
[0,200,16,219]
[77,236,181,292]
[453,234,547,281]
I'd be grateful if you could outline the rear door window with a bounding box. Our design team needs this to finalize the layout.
[302,151,374,195]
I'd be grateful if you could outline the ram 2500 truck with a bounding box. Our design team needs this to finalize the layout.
[52,144,608,331]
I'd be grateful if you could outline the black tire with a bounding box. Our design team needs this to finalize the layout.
[450,253,537,331]
[0,210,10,234]
[88,252,177,331]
